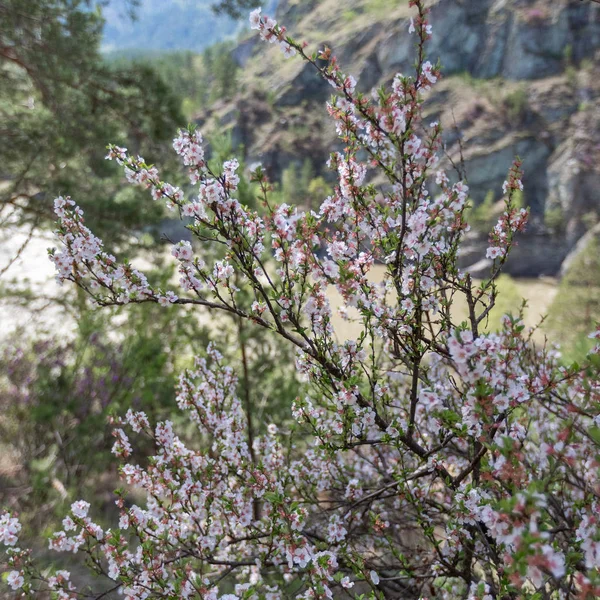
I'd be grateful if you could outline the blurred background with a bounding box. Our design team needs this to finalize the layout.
[1,0,599,579]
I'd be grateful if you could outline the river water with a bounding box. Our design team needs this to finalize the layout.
[0,222,559,344]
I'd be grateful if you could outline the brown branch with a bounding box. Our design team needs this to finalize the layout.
[0,218,39,279]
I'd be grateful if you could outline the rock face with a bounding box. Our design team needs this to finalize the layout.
[196,0,600,277]
[459,232,572,278]
[560,221,600,277]
[545,105,600,244]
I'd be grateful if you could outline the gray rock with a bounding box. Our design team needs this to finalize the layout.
[274,61,332,107]
[560,221,600,277]
[230,36,259,68]
[459,231,571,277]
[461,136,552,215]
[203,0,600,280]
[546,107,600,243]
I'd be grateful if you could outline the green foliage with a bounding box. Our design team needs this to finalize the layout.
[201,133,301,428]
[455,71,494,92]
[486,275,525,329]
[279,159,326,208]
[464,188,526,235]
[199,134,303,432]
[300,158,315,188]
[503,86,529,122]
[544,205,566,235]
[203,42,240,104]
[211,0,261,20]
[466,190,497,232]
[565,64,578,89]
[307,176,332,210]
[108,50,204,117]
[0,297,208,531]
[581,211,599,232]
[547,234,600,362]
[281,163,303,205]
[0,0,184,249]
[222,302,300,433]
[365,0,397,17]
[107,42,239,119]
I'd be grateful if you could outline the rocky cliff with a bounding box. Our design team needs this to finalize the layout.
[196,0,600,276]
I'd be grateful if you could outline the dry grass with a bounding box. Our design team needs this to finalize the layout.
[327,265,558,342]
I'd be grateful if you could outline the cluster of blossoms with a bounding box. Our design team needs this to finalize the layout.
[3,1,600,599]
[0,513,25,592]
[249,8,296,58]
[49,195,161,304]
[486,160,529,261]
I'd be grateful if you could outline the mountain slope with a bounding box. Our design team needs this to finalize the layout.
[196,0,600,277]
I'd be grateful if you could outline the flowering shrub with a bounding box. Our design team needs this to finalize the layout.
[2,2,600,598]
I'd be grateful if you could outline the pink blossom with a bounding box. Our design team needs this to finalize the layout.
[7,571,24,590]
